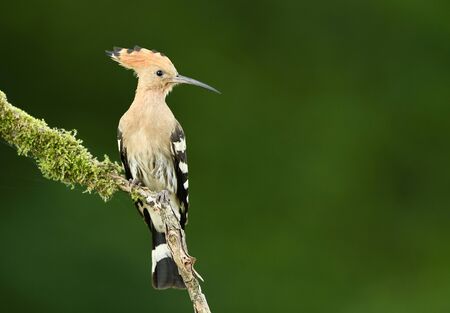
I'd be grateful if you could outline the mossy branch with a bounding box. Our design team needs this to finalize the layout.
[0,90,122,199]
[0,90,211,313]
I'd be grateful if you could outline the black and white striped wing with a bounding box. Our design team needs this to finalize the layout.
[170,124,189,229]
[117,128,132,181]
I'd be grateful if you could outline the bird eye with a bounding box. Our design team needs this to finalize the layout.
[156,70,164,77]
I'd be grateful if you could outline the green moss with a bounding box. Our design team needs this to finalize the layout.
[0,90,123,200]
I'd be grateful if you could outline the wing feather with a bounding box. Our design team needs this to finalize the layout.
[118,128,133,181]
[170,124,189,228]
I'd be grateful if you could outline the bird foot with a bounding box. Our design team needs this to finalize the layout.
[156,190,170,206]
[129,178,142,188]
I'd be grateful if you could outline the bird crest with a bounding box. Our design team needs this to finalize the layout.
[106,46,175,72]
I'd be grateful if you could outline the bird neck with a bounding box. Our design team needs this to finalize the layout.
[133,78,166,107]
[129,83,173,123]
[135,80,166,101]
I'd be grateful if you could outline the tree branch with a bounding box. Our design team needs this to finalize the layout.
[0,90,211,313]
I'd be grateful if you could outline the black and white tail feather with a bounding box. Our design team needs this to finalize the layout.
[118,125,189,290]
[143,205,185,289]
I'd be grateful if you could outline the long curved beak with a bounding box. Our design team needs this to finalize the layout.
[172,75,221,94]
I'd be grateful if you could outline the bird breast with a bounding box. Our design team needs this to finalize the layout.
[119,95,178,192]
[124,128,177,193]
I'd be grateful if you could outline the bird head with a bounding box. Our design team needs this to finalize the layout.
[106,46,219,95]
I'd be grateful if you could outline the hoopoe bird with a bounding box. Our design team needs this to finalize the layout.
[106,46,219,289]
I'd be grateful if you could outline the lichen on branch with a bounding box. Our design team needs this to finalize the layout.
[0,90,122,200]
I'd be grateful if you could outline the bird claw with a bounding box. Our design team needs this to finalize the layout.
[156,190,170,206]
[129,178,142,188]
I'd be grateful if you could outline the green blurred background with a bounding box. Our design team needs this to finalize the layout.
[1,0,450,312]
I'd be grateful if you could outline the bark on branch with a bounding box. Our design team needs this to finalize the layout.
[0,90,210,313]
